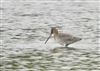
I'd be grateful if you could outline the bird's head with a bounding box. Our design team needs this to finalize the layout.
[51,27,58,35]
[45,27,58,44]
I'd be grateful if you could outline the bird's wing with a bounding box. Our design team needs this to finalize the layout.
[59,33,73,41]
[59,33,80,43]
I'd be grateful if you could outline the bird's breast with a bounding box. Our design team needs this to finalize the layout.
[54,35,65,45]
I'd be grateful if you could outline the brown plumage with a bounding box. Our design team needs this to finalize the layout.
[45,27,81,47]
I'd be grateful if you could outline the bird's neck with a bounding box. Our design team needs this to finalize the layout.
[53,32,59,39]
[52,28,59,38]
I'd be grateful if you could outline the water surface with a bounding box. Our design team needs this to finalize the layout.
[0,0,100,71]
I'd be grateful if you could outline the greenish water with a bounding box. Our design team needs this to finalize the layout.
[0,47,100,71]
[0,0,99,71]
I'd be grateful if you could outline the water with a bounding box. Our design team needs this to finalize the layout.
[0,0,100,71]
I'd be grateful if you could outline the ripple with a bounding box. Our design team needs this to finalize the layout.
[0,1,99,71]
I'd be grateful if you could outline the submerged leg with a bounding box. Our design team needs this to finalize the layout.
[65,44,69,47]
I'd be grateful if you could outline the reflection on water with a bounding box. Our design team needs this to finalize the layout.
[0,0,99,71]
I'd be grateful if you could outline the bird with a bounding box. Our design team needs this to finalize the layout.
[45,27,82,47]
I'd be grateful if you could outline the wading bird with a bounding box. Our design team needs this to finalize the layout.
[45,27,81,47]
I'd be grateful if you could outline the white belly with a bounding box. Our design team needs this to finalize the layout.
[54,36,65,45]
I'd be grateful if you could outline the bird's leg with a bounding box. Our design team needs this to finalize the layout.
[65,44,69,47]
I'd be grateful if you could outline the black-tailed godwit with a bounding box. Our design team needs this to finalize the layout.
[45,27,81,47]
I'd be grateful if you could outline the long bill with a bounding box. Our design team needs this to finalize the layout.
[45,34,52,44]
